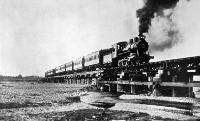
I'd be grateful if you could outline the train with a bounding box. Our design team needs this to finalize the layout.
[45,34,153,83]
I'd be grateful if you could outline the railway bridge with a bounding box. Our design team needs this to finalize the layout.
[44,56,200,98]
[99,56,200,97]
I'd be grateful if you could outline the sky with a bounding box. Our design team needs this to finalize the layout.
[0,0,200,76]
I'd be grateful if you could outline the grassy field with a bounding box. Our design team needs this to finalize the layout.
[0,82,95,120]
[0,81,199,121]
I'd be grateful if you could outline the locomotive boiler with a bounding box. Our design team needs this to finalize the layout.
[112,34,152,67]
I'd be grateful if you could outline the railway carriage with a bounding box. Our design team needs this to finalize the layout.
[73,57,84,71]
[84,51,100,70]
[45,70,52,77]
[65,61,73,72]
[54,67,59,76]
[45,69,56,77]
[100,48,113,65]
[56,64,66,75]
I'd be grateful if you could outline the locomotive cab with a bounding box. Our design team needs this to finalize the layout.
[111,41,128,59]
[111,41,128,67]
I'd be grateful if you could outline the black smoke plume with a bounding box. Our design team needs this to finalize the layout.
[150,28,181,52]
[137,0,179,35]
[148,12,183,52]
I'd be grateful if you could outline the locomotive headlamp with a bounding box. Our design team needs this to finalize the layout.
[138,33,146,39]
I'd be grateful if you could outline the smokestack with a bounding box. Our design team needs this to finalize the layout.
[136,0,179,35]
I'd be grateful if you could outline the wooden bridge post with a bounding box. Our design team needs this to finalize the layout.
[81,78,84,84]
[70,79,72,84]
[117,84,122,92]
[188,75,193,97]
[84,78,86,85]
[130,85,136,94]
[71,79,73,84]
[172,75,177,97]
[173,69,190,97]
[108,84,111,92]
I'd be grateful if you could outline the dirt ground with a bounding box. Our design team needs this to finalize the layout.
[0,82,200,121]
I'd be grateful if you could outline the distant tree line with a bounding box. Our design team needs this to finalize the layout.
[0,74,42,82]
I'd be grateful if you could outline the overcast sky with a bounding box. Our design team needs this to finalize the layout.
[0,0,200,76]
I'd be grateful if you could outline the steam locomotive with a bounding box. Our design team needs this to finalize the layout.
[45,35,152,82]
